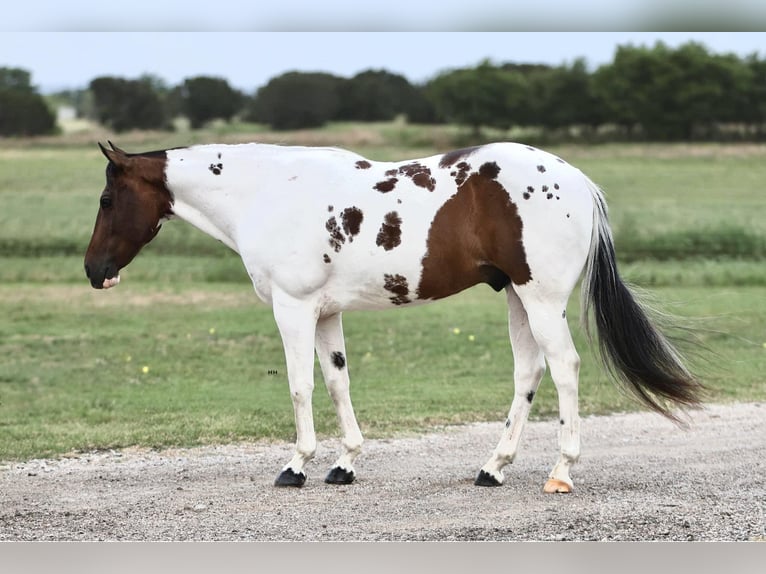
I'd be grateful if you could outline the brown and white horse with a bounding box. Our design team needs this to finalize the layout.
[84,141,703,492]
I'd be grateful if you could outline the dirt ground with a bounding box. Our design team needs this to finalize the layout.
[1,402,764,541]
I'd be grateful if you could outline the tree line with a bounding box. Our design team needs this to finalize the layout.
[3,40,766,141]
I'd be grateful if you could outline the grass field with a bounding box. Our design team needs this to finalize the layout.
[1,122,765,461]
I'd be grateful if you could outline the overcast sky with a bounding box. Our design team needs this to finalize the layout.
[4,32,766,94]
[5,1,766,31]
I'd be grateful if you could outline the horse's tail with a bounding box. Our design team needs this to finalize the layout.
[580,177,704,422]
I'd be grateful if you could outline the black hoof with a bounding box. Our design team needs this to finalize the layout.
[325,467,355,485]
[274,468,306,487]
[474,470,502,487]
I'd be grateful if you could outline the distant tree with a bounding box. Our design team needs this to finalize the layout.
[337,69,437,123]
[179,76,244,129]
[89,76,172,132]
[248,72,344,130]
[0,66,56,136]
[743,54,766,137]
[426,60,529,134]
[0,67,35,93]
[593,41,750,140]
[525,59,606,132]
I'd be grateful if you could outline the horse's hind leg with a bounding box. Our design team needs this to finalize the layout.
[514,287,582,493]
[475,287,546,486]
[315,313,363,484]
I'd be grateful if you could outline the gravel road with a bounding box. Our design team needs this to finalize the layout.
[1,402,764,541]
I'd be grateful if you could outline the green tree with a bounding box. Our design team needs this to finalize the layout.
[526,59,606,132]
[337,69,437,123]
[594,41,751,140]
[0,67,35,93]
[89,76,172,133]
[426,60,529,134]
[248,72,344,130]
[180,76,244,129]
[0,67,56,136]
[743,54,766,137]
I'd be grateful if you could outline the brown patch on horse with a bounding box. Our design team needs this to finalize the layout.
[84,143,174,289]
[355,160,372,169]
[451,161,472,186]
[417,161,531,300]
[383,273,411,305]
[326,216,345,252]
[376,211,402,251]
[439,145,483,169]
[478,161,500,180]
[374,178,398,193]
[209,162,223,175]
[341,207,364,242]
[397,162,436,191]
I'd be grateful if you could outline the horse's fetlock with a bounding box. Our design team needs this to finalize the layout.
[344,437,363,456]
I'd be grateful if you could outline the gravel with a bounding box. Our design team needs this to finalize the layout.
[1,402,764,541]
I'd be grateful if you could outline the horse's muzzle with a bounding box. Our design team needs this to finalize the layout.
[84,260,118,290]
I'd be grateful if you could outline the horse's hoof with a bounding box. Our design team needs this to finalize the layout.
[543,478,573,494]
[325,466,355,485]
[474,470,503,487]
[274,469,306,487]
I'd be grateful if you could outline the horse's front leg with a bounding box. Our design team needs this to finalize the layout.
[272,293,319,487]
[315,312,363,484]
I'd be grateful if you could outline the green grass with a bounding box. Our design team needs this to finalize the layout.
[0,123,764,461]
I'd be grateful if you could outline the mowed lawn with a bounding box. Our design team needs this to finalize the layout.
[1,130,765,461]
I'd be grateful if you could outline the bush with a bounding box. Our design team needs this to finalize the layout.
[180,76,244,129]
[337,69,438,123]
[0,90,56,136]
[0,67,56,136]
[89,76,172,132]
[247,72,343,130]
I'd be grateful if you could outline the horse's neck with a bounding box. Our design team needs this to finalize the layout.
[168,195,239,252]
[164,146,259,253]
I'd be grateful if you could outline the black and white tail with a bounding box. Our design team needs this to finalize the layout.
[581,179,704,422]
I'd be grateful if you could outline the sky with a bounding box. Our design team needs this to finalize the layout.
[4,0,766,32]
[4,32,766,95]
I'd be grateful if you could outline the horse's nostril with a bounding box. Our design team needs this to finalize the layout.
[84,264,91,278]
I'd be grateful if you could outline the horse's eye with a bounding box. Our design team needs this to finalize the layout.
[100,195,112,209]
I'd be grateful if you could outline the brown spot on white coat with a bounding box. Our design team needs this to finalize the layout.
[374,178,398,193]
[376,211,402,251]
[383,273,411,305]
[341,207,364,242]
[417,165,531,300]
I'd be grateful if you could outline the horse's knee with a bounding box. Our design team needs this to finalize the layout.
[515,360,545,386]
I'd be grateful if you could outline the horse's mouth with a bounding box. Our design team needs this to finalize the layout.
[102,275,121,289]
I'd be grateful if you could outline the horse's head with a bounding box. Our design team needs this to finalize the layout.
[84,142,173,289]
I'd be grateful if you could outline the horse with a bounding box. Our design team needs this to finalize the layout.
[84,140,703,492]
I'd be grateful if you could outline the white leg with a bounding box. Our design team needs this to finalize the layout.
[516,289,581,493]
[272,292,319,487]
[315,313,364,484]
[476,287,546,486]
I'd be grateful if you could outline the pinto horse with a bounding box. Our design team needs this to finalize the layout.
[84,141,702,492]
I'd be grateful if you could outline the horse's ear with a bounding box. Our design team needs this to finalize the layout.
[107,140,128,155]
[98,141,129,166]
[98,142,112,160]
